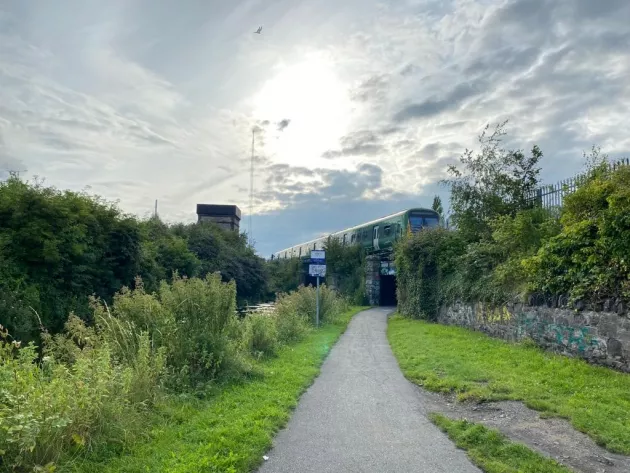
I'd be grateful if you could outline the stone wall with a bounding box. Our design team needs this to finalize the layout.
[438,302,630,372]
[365,255,381,306]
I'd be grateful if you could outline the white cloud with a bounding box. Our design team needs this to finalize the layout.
[1,0,629,256]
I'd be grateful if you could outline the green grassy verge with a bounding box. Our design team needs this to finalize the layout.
[387,316,630,454]
[430,414,571,473]
[65,307,367,473]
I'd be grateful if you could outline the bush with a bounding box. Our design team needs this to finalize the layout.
[272,284,347,342]
[525,165,630,305]
[242,313,278,358]
[0,177,144,341]
[274,301,311,344]
[0,272,251,471]
[276,284,347,326]
[396,228,466,319]
[324,237,367,305]
[0,319,152,472]
[265,258,302,299]
[158,273,242,386]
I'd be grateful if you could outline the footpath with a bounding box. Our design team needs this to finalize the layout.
[257,307,480,473]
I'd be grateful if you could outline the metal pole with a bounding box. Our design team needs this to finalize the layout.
[316,275,320,327]
[249,129,254,246]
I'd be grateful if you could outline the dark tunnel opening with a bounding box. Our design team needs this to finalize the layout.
[379,275,397,306]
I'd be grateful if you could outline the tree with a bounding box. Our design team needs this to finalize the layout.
[324,237,366,304]
[442,120,542,242]
[0,177,144,340]
[432,195,444,222]
[176,221,268,306]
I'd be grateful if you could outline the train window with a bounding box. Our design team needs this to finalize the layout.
[351,233,356,243]
[343,234,347,245]
[384,225,391,236]
[313,243,316,250]
[373,226,379,239]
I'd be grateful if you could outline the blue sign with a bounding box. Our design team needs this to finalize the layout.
[310,250,325,265]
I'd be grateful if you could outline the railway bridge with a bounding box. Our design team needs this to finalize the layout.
[271,207,440,305]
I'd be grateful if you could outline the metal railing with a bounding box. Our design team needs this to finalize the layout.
[526,158,630,210]
[236,302,276,317]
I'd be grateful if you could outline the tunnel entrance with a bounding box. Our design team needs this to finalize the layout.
[379,275,397,306]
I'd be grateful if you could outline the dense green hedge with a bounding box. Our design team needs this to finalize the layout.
[396,123,627,318]
[526,163,630,305]
[0,177,267,342]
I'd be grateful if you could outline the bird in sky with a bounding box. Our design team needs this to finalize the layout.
[254,26,262,34]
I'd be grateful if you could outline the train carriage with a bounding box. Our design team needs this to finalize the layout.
[272,207,440,260]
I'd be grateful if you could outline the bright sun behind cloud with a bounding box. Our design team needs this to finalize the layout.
[252,51,353,168]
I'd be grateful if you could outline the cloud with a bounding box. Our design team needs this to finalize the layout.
[349,74,389,103]
[393,80,485,122]
[322,129,394,159]
[2,0,630,258]
[0,131,27,178]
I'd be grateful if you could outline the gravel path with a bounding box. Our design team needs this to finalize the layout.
[257,307,480,473]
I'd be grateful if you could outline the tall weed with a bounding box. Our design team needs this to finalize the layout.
[159,273,243,386]
[242,313,278,358]
[275,284,347,328]
[0,320,145,472]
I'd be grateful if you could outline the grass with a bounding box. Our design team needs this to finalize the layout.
[387,315,630,455]
[430,413,572,473]
[63,306,367,473]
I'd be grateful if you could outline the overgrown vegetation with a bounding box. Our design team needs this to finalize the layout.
[323,237,367,305]
[69,306,365,473]
[388,317,630,454]
[430,414,571,473]
[265,236,367,305]
[0,275,351,471]
[525,162,630,305]
[396,121,626,319]
[0,176,267,343]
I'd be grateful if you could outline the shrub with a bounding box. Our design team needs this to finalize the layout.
[0,272,250,471]
[274,301,311,344]
[158,273,243,387]
[324,237,367,305]
[273,284,347,342]
[396,228,466,319]
[525,165,630,305]
[276,284,346,325]
[94,278,173,365]
[0,320,148,472]
[242,313,278,358]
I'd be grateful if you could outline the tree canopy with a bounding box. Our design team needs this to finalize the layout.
[0,176,269,342]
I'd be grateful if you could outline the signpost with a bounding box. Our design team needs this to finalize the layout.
[309,250,326,327]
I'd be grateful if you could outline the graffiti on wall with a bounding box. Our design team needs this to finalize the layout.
[515,316,604,353]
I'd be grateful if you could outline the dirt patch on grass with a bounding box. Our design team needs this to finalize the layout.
[418,388,630,473]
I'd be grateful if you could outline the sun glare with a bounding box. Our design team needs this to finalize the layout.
[252,52,352,167]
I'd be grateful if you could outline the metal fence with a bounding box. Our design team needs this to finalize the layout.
[526,158,630,210]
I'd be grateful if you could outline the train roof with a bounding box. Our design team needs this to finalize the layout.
[272,207,437,256]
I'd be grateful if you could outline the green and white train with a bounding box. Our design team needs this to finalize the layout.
[272,207,440,260]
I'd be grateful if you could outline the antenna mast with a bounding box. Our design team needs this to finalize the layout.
[249,128,254,246]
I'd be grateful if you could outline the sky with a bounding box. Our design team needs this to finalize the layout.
[1,0,630,257]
